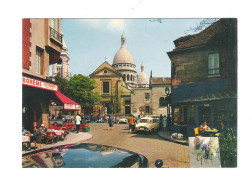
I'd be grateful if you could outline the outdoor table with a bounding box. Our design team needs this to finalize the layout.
[22,136,30,142]
[202,129,218,137]
[47,129,64,140]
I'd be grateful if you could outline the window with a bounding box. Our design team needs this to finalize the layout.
[51,19,59,31]
[145,106,150,114]
[127,74,129,81]
[125,100,131,104]
[208,53,220,76]
[56,65,63,76]
[145,93,150,101]
[130,75,133,81]
[159,97,166,107]
[36,47,43,74]
[102,81,110,94]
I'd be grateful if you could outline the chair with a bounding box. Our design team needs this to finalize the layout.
[194,128,202,137]
[46,132,55,144]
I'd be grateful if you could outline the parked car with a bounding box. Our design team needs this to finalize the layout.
[96,115,107,123]
[50,115,74,127]
[118,117,128,124]
[152,116,160,124]
[84,115,93,122]
[22,143,149,168]
[135,117,159,133]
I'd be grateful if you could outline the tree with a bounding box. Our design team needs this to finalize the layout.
[67,74,101,111]
[53,74,70,95]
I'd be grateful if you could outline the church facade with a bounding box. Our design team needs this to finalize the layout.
[90,33,171,117]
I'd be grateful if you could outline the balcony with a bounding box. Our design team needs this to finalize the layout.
[50,27,63,43]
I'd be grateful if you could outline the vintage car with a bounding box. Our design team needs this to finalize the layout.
[135,117,159,133]
[118,117,128,124]
[22,143,149,168]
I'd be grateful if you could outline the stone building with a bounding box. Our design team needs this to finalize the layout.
[91,33,171,117]
[52,38,71,80]
[22,19,63,130]
[149,77,171,117]
[22,19,80,131]
[90,61,131,117]
[112,33,137,87]
[167,18,237,137]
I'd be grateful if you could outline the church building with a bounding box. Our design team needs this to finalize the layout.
[90,33,171,117]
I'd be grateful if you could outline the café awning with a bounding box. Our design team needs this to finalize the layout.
[54,91,81,111]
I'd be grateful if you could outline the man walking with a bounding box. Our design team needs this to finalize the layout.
[75,113,81,133]
[108,115,114,131]
[128,115,135,134]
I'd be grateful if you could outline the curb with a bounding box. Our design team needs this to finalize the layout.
[158,132,189,146]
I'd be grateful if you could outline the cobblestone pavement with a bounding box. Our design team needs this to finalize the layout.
[82,123,190,168]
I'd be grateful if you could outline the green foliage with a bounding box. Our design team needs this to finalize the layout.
[53,74,101,110]
[54,75,69,95]
[219,130,237,167]
[68,74,101,108]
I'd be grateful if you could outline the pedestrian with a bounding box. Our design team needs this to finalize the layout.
[75,113,81,133]
[128,115,135,134]
[162,115,167,131]
[108,115,114,131]
[159,114,163,131]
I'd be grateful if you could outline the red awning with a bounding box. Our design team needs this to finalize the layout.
[54,91,81,111]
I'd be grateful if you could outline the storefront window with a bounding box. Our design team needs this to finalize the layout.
[174,107,179,124]
[188,105,195,126]
[213,102,227,128]
[199,104,211,125]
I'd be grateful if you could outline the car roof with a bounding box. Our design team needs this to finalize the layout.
[140,117,153,120]
[22,143,146,168]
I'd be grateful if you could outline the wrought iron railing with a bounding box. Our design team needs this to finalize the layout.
[50,27,62,43]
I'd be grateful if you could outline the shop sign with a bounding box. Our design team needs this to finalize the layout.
[23,76,58,91]
[64,104,81,110]
[49,106,64,110]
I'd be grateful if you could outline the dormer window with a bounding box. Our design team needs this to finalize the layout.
[104,70,107,74]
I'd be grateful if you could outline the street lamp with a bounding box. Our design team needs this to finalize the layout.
[165,87,171,133]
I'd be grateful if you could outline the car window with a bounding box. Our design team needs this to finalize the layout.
[140,119,151,123]
[153,119,160,123]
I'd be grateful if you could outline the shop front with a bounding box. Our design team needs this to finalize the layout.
[22,74,58,132]
[49,91,81,119]
[171,90,237,137]
[22,74,81,132]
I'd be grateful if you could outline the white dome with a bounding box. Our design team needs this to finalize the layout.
[137,63,149,85]
[137,71,149,84]
[113,33,135,65]
[113,46,135,64]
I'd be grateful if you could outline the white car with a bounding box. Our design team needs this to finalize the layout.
[118,117,128,124]
[135,117,159,133]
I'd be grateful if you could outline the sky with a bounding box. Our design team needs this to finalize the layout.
[60,18,205,78]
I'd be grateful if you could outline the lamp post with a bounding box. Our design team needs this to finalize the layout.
[165,87,171,133]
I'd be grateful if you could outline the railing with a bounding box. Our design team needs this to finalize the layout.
[50,27,63,43]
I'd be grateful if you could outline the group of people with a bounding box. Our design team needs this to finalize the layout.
[22,124,47,151]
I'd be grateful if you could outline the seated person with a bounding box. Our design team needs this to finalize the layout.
[199,122,210,131]
[40,124,47,136]
[22,126,30,136]
[22,126,41,151]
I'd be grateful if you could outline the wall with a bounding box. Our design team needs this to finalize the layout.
[151,86,168,116]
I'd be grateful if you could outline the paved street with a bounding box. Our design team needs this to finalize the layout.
[82,123,190,168]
